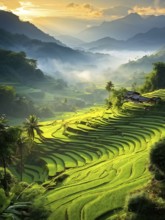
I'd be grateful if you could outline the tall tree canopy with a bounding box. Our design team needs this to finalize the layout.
[141,62,165,93]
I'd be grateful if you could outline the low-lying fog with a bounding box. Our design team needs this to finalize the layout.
[95,50,153,69]
[37,50,154,84]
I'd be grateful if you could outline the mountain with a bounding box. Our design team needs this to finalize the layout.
[0,10,63,45]
[81,27,165,52]
[127,27,165,50]
[78,13,165,42]
[0,27,114,82]
[55,35,85,48]
[80,37,124,51]
[0,28,91,64]
[117,48,165,76]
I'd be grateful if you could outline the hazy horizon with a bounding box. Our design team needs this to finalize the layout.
[1,0,165,37]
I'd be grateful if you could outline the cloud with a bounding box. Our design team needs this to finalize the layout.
[0,3,7,10]
[129,5,165,16]
[0,0,21,9]
[67,3,79,8]
[103,5,131,16]
[66,2,102,18]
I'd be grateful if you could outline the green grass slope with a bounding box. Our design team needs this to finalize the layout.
[12,89,165,220]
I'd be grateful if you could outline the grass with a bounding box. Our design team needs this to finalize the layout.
[10,89,165,220]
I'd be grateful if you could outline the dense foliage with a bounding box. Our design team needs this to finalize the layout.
[0,85,38,117]
[0,115,50,219]
[0,49,45,83]
[141,62,165,93]
[124,139,165,220]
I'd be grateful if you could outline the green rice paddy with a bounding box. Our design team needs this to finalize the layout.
[13,89,165,219]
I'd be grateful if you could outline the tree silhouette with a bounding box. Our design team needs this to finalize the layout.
[16,135,29,181]
[23,115,44,142]
[0,116,20,195]
[105,81,114,98]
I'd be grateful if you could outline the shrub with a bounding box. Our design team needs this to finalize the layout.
[126,193,156,215]
[150,140,165,176]
[26,198,51,220]
[18,183,45,202]
[0,168,16,192]
[0,188,10,213]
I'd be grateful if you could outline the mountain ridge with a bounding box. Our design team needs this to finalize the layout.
[0,10,63,45]
[78,13,165,41]
[81,26,165,51]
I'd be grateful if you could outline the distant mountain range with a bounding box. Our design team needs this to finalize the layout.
[117,48,165,75]
[78,13,165,42]
[0,10,63,45]
[81,27,165,51]
[0,10,113,66]
[0,28,90,64]
[55,35,85,48]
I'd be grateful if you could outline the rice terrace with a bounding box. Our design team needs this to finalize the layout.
[3,88,164,220]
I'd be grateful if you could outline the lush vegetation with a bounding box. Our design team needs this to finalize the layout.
[124,138,165,220]
[0,115,51,219]
[0,48,107,119]
[0,49,45,84]
[1,60,165,219]
[141,62,165,93]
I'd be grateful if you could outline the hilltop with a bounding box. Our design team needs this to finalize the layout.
[0,10,62,44]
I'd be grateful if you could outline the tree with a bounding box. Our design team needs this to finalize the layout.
[23,115,44,142]
[0,116,20,195]
[150,140,165,176]
[105,81,114,98]
[141,62,165,93]
[107,88,127,110]
[16,136,30,181]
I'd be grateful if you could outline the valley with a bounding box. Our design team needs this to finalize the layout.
[1,7,165,220]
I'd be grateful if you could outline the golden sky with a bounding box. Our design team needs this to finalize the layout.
[1,0,165,20]
[0,0,165,35]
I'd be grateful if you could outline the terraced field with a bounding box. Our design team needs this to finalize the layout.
[14,90,165,219]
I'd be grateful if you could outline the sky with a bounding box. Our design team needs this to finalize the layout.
[0,0,165,35]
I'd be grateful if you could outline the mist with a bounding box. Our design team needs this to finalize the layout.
[37,53,117,83]
[37,49,154,85]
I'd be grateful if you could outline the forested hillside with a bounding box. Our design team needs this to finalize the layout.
[0,49,45,83]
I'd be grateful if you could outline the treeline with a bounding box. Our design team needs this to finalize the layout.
[140,62,165,93]
[0,85,43,117]
[0,49,45,84]
[0,115,51,219]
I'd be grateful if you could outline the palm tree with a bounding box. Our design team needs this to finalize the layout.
[23,115,44,142]
[16,136,29,181]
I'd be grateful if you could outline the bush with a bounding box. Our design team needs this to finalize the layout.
[0,188,10,213]
[150,140,165,176]
[18,183,45,202]
[0,168,16,192]
[27,199,51,220]
[127,193,156,215]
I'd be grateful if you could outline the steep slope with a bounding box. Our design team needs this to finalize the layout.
[0,10,63,45]
[78,13,165,41]
[10,89,165,219]
[0,29,90,64]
